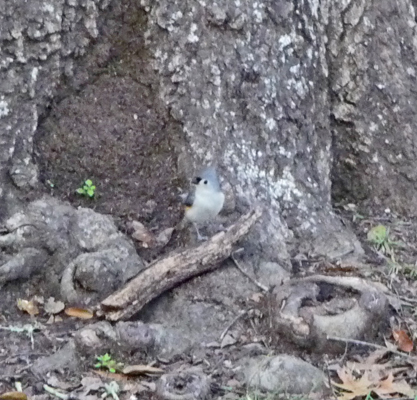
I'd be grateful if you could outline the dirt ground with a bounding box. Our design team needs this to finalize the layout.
[1,205,417,399]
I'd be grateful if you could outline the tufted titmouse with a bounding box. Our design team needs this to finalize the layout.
[181,167,225,241]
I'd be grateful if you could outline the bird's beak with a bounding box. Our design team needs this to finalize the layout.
[191,176,201,185]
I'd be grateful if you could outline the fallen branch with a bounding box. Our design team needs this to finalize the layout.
[99,208,262,321]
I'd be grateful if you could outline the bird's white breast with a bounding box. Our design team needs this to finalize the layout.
[185,188,225,223]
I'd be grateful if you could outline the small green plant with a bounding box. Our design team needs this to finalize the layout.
[367,224,399,258]
[76,179,96,198]
[94,353,123,373]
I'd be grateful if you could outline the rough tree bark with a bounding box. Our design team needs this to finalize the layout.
[329,1,417,215]
[143,0,359,262]
[0,0,110,217]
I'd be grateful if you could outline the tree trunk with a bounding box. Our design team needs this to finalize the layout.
[329,0,417,215]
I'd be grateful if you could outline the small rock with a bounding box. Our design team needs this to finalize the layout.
[157,369,210,400]
[240,355,327,395]
[156,227,174,247]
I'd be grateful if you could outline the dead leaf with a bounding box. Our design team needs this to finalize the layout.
[362,349,390,365]
[0,392,27,400]
[44,297,65,315]
[80,376,103,392]
[332,367,375,400]
[130,221,156,247]
[47,375,76,390]
[393,329,414,352]
[155,227,174,247]
[122,365,164,376]
[374,373,415,398]
[384,337,399,352]
[122,382,149,393]
[332,367,416,400]
[221,333,237,348]
[32,295,44,304]
[17,299,39,316]
[65,307,94,319]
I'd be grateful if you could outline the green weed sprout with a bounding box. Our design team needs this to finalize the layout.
[76,179,96,198]
[94,353,123,373]
[367,224,399,258]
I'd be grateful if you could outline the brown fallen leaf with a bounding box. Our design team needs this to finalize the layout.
[122,365,164,376]
[332,366,416,400]
[393,329,414,352]
[0,392,27,400]
[122,382,149,393]
[17,298,39,316]
[80,375,103,393]
[47,375,78,390]
[374,373,416,398]
[332,367,374,400]
[130,221,156,248]
[64,307,94,319]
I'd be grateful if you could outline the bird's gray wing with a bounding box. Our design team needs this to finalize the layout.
[183,189,195,207]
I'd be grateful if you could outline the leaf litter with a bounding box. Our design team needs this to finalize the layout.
[331,349,416,400]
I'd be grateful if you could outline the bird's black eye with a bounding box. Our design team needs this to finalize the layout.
[204,180,208,184]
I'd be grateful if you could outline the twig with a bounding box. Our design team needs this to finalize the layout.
[230,251,268,292]
[44,385,69,400]
[324,361,339,400]
[326,336,417,362]
[220,310,249,341]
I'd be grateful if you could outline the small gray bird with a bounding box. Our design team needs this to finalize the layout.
[182,167,225,241]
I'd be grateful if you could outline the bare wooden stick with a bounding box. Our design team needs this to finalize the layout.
[326,336,417,362]
[219,309,249,341]
[100,208,262,321]
[231,250,269,292]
